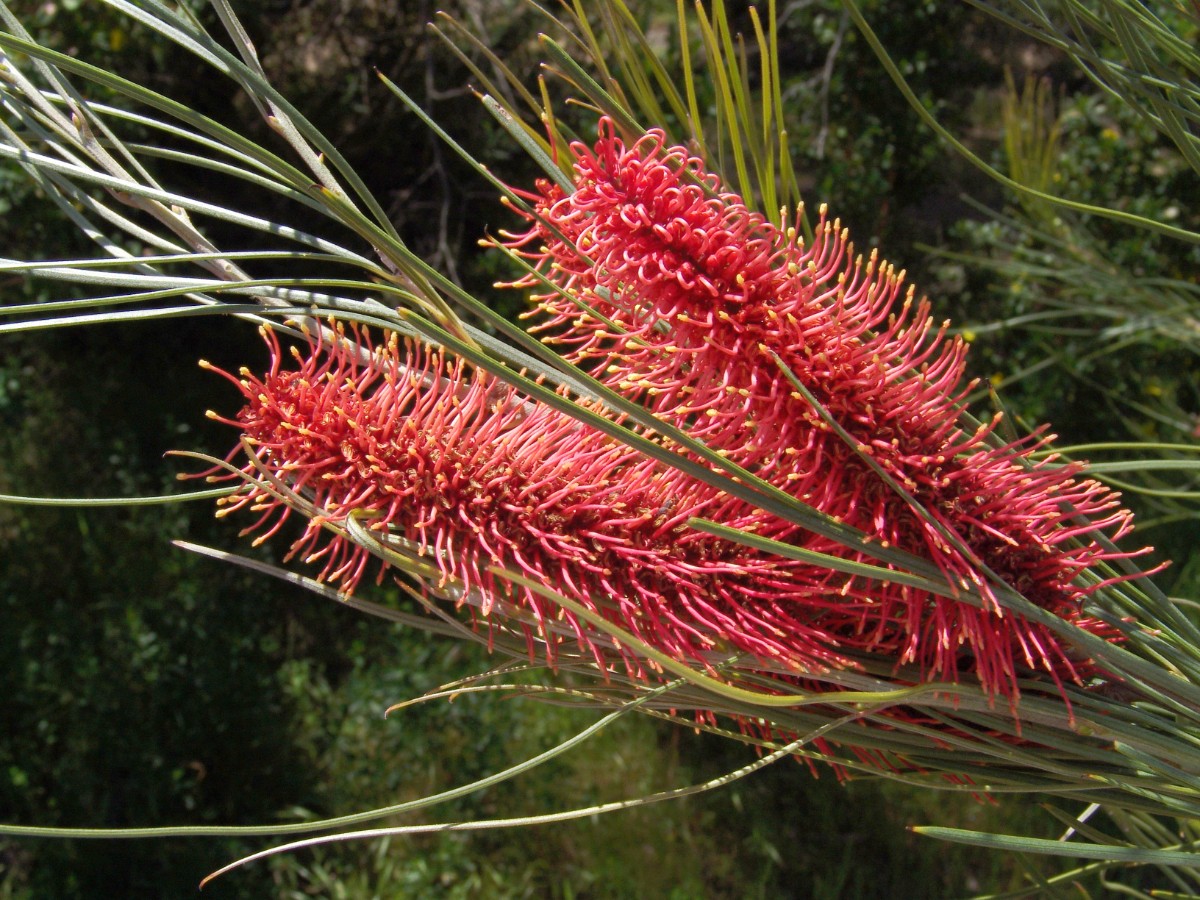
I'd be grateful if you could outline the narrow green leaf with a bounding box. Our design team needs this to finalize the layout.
[0,488,235,506]
[914,826,1200,867]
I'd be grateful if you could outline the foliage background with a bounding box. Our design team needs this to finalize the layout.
[0,1,1195,896]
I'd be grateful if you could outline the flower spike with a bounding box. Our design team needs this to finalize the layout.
[499,118,1149,698]
[206,322,864,683]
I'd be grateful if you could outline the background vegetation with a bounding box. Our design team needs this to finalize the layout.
[1,1,1195,896]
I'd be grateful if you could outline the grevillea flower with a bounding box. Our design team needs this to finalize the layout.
[203,323,874,681]
[497,118,1148,698]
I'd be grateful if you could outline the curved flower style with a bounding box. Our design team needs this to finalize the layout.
[498,118,1146,697]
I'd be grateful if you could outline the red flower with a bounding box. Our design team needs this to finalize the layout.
[203,323,863,680]
[499,118,1147,697]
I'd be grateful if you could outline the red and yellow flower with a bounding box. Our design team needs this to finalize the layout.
[205,119,1145,708]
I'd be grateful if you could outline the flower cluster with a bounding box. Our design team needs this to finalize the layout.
[206,120,1146,711]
